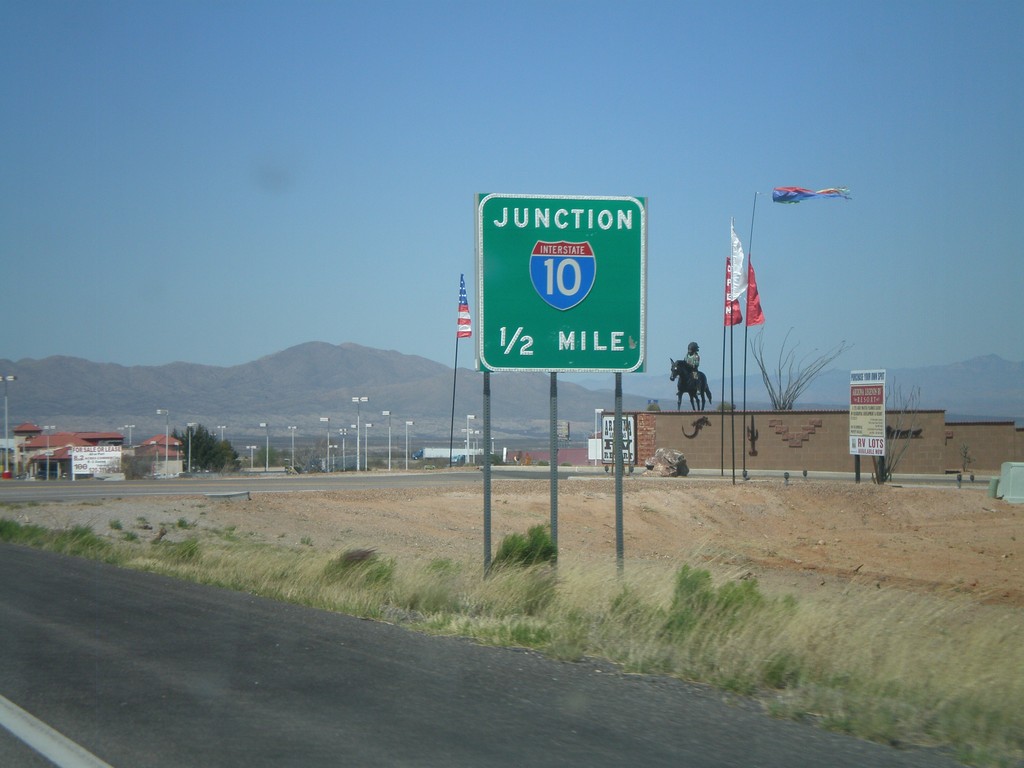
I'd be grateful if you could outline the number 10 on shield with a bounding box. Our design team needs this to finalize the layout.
[529,241,596,311]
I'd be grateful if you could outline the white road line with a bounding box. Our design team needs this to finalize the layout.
[0,694,114,768]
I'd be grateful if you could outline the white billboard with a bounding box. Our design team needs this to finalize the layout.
[849,369,886,456]
[72,445,122,477]
[601,415,636,465]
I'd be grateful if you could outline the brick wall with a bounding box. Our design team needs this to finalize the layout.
[631,409,1021,474]
[942,422,1020,474]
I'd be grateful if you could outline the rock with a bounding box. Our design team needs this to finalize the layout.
[644,448,689,477]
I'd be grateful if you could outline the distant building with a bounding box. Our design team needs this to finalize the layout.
[15,423,126,479]
[132,434,184,476]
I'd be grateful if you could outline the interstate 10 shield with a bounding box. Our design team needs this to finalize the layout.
[529,241,596,311]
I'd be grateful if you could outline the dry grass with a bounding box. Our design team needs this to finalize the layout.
[122,534,1024,766]
[3,516,1022,767]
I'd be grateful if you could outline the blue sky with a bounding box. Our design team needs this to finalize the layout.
[3,1,1022,381]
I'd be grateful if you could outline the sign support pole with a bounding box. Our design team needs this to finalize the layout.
[614,373,624,574]
[483,371,492,574]
[477,193,646,574]
[549,373,558,557]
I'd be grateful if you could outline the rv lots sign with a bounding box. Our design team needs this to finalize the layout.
[849,369,886,456]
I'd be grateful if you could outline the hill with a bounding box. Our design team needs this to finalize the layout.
[1,343,651,447]
[3,345,1020,448]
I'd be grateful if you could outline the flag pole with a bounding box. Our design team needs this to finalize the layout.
[729,317,736,484]
[720,219,733,478]
[449,333,459,468]
[724,218,742,483]
[720,316,727,476]
[450,273,472,468]
[741,192,759,477]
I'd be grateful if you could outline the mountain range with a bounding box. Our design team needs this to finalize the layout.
[2,344,1021,449]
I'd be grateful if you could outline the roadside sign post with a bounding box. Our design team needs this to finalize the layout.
[476,193,647,571]
[849,369,886,482]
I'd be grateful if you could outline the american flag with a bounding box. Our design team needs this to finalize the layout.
[457,274,472,339]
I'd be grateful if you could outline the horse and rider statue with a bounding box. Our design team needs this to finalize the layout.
[670,342,713,411]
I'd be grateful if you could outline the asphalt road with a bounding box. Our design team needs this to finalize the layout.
[0,544,962,768]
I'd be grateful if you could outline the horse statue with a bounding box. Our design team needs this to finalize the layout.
[670,358,713,411]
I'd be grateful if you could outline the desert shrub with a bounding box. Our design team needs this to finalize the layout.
[159,537,201,563]
[1,519,121,563]
[0,518,50,545]
[609,584,664,628]
[399,568,460,615]
[664,565,764,638]
[762,650,805,690]
[52,525,115,560]
[323,548,395,588]
[492,524,556,569]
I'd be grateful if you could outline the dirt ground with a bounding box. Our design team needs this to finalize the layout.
[11,474,1022,607]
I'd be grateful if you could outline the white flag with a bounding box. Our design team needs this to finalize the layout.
[730,220,747,301]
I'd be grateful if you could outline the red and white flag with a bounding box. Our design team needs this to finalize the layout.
[457,273,472,339]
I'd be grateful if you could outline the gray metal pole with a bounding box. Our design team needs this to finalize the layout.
[614,373,624,573]
[549,372,558,556]
[483,371,492,574]
[3,378,9,477]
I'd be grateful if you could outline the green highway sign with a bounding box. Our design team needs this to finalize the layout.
[475,193,646,372]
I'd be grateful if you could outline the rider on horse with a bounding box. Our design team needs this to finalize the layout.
[685,342,700,381]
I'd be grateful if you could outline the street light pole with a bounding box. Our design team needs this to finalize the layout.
[217,425,227,442]
[364,423,372,471]
[405,421,414,471]
[319,417,330,472]
[43,425,55,480]
[246,445,256,470]
[351,396,368,471]
[382,410,392,471]
[466,414,475,465]
[3,374,16,478]
[339,429,347,471]
[288,425,297,471]
[186,422,196,474]
[259,423,269,471]
[156,409,169,476]
[123,424,135,448]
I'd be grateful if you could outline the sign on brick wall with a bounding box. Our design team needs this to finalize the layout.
[849,369,886,456]
[602,414,636,465]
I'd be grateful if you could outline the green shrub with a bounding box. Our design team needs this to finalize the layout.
[400,573,459,614]
[762,650,804,689]
[664,565,764,638]
[492,524,556,569]
[323,548,395,587]
[53,525,113,559]
[160,537,201,563]
[0,518,50,545]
